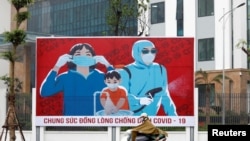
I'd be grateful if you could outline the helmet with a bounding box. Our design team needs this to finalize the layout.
[140,113,148,117]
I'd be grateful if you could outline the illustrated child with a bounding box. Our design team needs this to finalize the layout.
[100,70,129,115]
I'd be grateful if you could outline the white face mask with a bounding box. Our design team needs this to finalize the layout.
[141,54,155,65]
[106,83,119,89]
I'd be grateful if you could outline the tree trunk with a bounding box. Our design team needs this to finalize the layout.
[241,47,250,56]
[114,10,122,36]
[8,95,16,141]
[8,46,16,141]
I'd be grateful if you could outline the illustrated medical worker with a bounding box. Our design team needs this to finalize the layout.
[100,70,129,115]
[117,39,178,116]
[40,43,113,115]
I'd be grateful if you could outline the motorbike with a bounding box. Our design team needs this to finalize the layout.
[120,88,167,141]
[121,129,167,141]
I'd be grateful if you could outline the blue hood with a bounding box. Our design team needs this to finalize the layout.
[132,40,155,67]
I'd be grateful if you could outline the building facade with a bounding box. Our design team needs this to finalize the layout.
[0,0,250,130]
[27,0,250,114]
[27,0,138,36]
[146,0,249,114]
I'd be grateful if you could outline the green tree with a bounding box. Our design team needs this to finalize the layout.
[236,39,250,57]
[0,0,33,141]
[106,0,149,36]
[195,69,231,124]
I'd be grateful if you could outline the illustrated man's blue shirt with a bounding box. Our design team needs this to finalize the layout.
[40,69,109,115]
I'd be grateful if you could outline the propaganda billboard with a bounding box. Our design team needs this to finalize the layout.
[36,37,194,127]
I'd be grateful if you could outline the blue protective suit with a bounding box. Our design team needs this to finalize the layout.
[40,68,112,116]
[118,40,177,116]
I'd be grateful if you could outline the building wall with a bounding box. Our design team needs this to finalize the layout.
[0,0,11,32]
[0,60,9,88]
[195,0,250,96]
[0,0,10,133]
[231,0,248,69]
[196,6,215,70]
[0,0,11,89]
[149,0,248,71]
[27,0,137,36]
[0,89,7,130]
[149,0,195,37]
[197,0,247,71]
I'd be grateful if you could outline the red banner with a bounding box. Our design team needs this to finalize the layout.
[36,37,194,126]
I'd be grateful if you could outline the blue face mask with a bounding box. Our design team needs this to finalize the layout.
[72,56,96,67]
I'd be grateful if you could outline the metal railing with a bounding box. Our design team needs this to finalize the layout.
[14,94,32,130]
[198,93,250,130]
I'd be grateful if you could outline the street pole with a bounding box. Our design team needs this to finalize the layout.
[219,2,245,125]
[222,8,226,125]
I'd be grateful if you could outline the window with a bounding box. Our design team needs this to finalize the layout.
[198,38,214,61]
[198,0,214,17]
[176,0,183,36]
[196,84,215,107]
[151,2,165,24]
[177,20,183,36]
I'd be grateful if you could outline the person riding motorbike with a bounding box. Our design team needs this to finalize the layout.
[130,113,168,141]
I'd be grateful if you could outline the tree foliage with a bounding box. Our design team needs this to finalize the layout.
[0,75,23,93]
[106,0,149,36]
[3,29,26,47]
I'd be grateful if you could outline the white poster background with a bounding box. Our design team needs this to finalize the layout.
[36,116,195,127]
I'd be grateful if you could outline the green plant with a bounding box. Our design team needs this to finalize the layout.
[0,75,23,93]
[236,39,250,57]
[106,0,149,36]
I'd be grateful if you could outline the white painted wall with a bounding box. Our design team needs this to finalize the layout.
[151,0,249,71]
[198,0,247,70]
[0,0,11,88]
[0,60,9,88]
[214,0,247,70]
[149,0,195,37]
[0,0,10,129]
[0,0,11,33]
[231,0,247,69]
[0,89,7,129]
